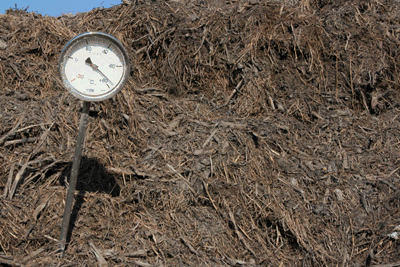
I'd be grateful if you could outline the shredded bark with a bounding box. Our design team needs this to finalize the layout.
[1,0,400,266]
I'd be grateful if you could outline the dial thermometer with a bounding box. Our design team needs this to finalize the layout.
[58,32,130,256]
[59,32,130,101]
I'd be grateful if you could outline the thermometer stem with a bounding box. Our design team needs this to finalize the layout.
[59,101,91,256]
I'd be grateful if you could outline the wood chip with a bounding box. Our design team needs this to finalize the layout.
[89,241,107,267]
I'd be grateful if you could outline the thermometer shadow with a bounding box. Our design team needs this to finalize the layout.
[59,156,120,245]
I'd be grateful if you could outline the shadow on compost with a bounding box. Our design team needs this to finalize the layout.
[59,156,120,245]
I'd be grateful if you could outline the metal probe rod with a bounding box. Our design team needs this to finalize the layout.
[59,101,91,256]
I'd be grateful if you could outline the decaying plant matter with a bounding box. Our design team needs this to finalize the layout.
[1,0,400,266]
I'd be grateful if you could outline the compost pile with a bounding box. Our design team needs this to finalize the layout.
[1,0,400,266]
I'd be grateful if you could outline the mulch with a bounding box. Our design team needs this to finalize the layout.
[1,0,400,266]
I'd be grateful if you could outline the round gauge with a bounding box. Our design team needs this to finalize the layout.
[59,32,130,102]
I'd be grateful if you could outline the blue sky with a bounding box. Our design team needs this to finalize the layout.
[0,0,122,17]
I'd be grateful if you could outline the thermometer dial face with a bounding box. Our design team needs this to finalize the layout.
[59,32,130,102]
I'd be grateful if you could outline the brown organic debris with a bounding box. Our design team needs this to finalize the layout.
[1,0,400,266]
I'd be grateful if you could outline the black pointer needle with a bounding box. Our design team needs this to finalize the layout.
[85,57,114,86]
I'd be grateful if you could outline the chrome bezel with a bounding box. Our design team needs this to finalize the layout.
[59,32,130,102]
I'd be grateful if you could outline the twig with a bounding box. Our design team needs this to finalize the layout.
[228,210,256,257]
[107,167,135,176]
[44,235,59,243]
[350,56,354,107]
[371,262,400,267]
[379,179,397,192]
[9,160,29,200]
[146,27,176,70]
[0,113,25,145]
[360,91,369,113]
[89,241,107,267]
[202,180,218,212]
[360,191,370,213]
[8,123,54,200]
[219,79,244,108]
[192,27,207,56]
[0,256,21,267]
[180,237,199,255]
[131,260,155,267]
[386,167,400,179]
[4,137,39,147]
[219,121,246,130]
[31,122,54,157]
[135,87,159,93]
[21,248,45,264]
[166,164,196,195]
[277,176,304,195]
[269,95,276,110]
[14,123,52,134]
[2,164,14,199]
[202,129,217,148]
[124,250,148,257]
